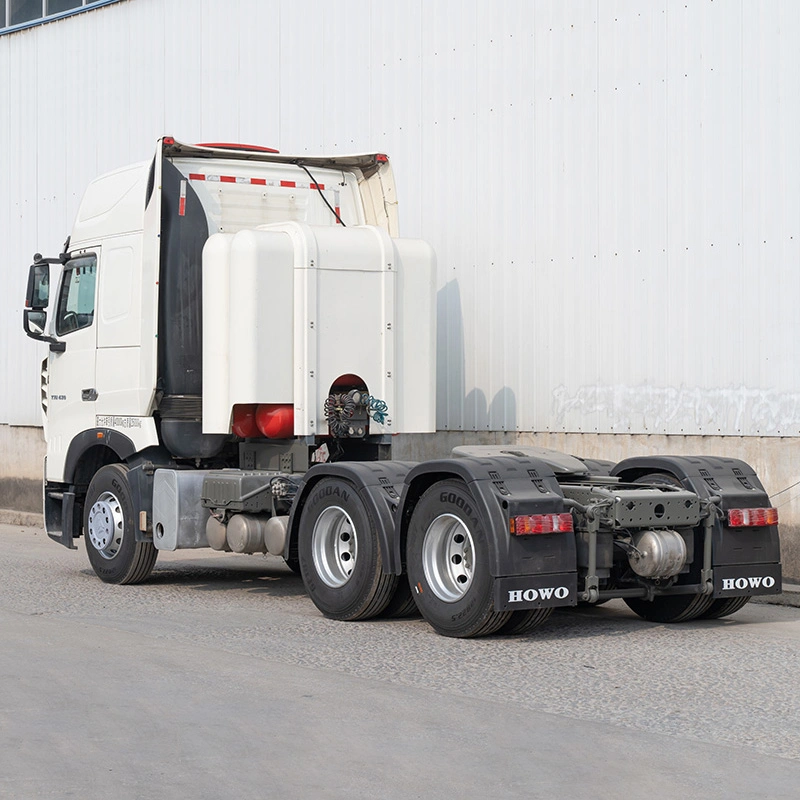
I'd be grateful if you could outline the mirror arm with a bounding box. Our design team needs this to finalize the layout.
[59,236,71,263]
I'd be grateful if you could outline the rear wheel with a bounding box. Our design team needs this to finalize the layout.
[298,477,397,620]
[700,595,751,619]
[624,593,714,623]
[283,556,301,575]
[406,480,511,638]
[84,463,158,585]
[623,472,714,622]
[380,579,421,618]
[497,608,553,635]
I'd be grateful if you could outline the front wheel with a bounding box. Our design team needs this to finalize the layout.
[298,477,397,620]
[406,480,511,638]
[84,463,158,584]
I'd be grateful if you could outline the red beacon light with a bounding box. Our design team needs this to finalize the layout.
[727,507,779,527]
[510,513,573,535]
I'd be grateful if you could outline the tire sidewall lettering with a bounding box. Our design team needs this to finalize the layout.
[307,483,351,511]
[409,481,496,635]
[435,490,482,537]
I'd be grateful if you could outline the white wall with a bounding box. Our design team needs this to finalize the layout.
[2,0,799,438]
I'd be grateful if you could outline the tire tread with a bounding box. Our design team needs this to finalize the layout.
[498,607,554,635]
[700,595,751,620]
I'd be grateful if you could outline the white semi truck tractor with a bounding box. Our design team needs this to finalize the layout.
[23,137,782,637]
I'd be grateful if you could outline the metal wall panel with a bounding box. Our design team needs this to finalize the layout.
[2,0,798,436]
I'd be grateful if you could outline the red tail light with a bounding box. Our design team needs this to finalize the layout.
[231,404,259,438]
[510,513,573,535]
[727,507,779,527]
[255,404,295,439]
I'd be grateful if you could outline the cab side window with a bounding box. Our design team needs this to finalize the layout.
[55,255,97,335]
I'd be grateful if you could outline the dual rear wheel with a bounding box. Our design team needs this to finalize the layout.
[623,473,750,622]
[299,477,552,637]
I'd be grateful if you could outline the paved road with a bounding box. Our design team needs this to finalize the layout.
[2,524,800,799]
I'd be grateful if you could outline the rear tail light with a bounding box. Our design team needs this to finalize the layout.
[727,507,778,527]
[510,513,573,535]
[231,403,259,438]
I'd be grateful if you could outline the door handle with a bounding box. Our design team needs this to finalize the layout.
[81,388,98,401]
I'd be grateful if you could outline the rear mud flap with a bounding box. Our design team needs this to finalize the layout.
[713,564,781,597]
[494,573,577,611]
[44,490,78,550]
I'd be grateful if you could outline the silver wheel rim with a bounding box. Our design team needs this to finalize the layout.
[87,491,124,560]
[422,513,475,602]
[312,506,357,588]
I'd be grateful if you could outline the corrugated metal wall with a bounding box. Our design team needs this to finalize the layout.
[2,0,798,436]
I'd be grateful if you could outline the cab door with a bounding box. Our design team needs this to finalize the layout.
[45,250,99,482]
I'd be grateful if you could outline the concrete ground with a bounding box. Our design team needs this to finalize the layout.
[2,524,800,799]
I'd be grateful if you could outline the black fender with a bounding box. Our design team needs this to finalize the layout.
[396,455,576,579]
[44,430,137,550]
[50,436,172,548]
[611,455,781,593]
[63,428,137,484]
[574,456,615,477]
[125,449,177,542]
[285,461,418,574]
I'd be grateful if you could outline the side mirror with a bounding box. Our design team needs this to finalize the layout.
[24,309,47,336]
[25,262,50,309]
[22,261,65,352]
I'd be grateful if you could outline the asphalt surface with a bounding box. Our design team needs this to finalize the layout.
[2,524,800,799]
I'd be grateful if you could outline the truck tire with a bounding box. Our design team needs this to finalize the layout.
[497,608,553,635]
[406,479,512,638]
[84,463,158,585]
[699,595,751,619]
[298,477,397,621]
[623,593,714,623]
[630,473,750,621]
[283,556,301,575]
[380,579,421,619]
[621,471,715,622]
